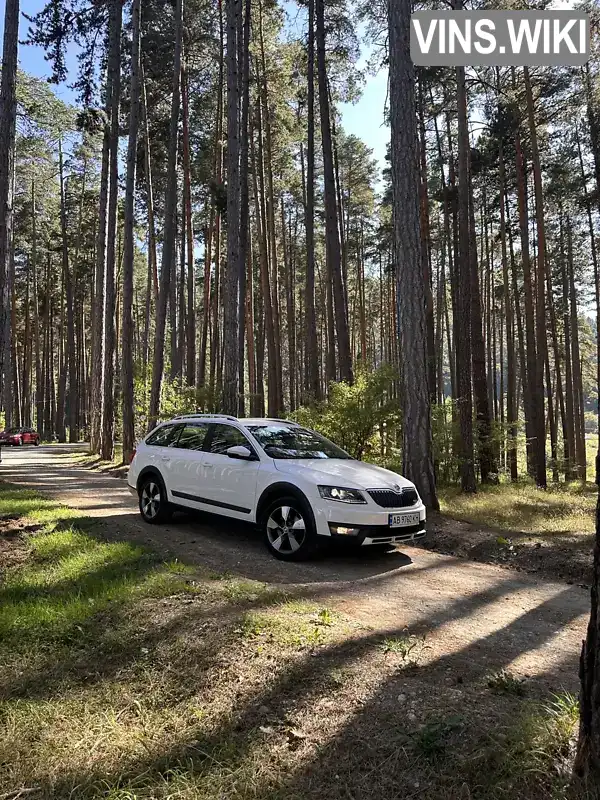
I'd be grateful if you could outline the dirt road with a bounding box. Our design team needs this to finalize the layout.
[1,443,590,690]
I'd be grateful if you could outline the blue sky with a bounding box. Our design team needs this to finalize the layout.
[6,0,390,173]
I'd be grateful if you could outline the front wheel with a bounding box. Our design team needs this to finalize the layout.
[17,438,23,446]
[139,476,172,525]
[262,495,319,562]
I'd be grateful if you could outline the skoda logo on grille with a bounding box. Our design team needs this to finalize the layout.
[393,484,401,492]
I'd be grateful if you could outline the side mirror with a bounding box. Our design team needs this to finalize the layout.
[226,445,255,461]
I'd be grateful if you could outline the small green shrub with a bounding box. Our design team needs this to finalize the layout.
[487,669,527,696]
[293,365,399,460]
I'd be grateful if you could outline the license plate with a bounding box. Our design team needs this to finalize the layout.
[389,512,420,528]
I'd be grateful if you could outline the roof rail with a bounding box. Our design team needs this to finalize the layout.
[172,413,239,422]
[265,418,300,426]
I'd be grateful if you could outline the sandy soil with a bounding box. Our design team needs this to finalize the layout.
[0,443,590,692]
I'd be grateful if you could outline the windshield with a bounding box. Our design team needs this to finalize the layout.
[248,425,352,460]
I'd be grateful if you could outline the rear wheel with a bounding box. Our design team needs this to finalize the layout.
[139,475,172,525]
[34,438,40,446]
[262,495,319,562]
[17,438,23,446]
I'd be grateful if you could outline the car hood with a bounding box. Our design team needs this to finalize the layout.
[273,459,415,491]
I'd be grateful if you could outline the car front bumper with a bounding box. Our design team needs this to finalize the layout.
[328,522,426,546]
[313,501,426,542]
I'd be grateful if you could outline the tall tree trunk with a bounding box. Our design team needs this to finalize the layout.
[567,219,586,481]
[513,77,537,480]
[31,181,43,435]
[58,139,78,443]
[389,0,438,509]
[316,0,352,384]
[0,0,19,428]
[122,0,142,464]
[222,0,241,414]
[237,0,251,416]
[417,74,437,405]
[304,0,319,402]
[100,0,122,460]
[469,184,496,482]
[575,457,600,780]
[498,126,517,482]
[523,67,547,488]
[181,61,196,387]
[148,0,183,430]
[252,104,278,415]
[454,46,476,492]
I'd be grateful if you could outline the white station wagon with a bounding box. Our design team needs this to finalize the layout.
[127,415,426,561]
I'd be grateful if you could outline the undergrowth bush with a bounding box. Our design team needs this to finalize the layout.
[293,365,399,461]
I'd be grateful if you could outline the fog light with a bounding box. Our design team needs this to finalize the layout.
[329,524,360,536]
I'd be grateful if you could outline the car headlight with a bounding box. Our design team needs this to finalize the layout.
[318,486,367,504]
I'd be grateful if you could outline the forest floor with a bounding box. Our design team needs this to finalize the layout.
[0,444,594,798]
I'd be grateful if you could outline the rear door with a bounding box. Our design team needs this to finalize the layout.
[142,423,183,490]
[196,423,262,519]
[168,423,211,505]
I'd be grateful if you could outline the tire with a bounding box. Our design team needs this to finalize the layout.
[34,438,40,446]
[17,438,23,446]
[262,495,319,562]
[138,474,173,525]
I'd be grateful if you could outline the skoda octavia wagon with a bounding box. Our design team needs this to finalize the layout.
[127,415,426,561]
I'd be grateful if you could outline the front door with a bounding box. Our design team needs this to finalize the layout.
[196,423,262,519]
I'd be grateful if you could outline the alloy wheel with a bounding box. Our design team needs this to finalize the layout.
[266,505,306,555]
[141,482,161,520]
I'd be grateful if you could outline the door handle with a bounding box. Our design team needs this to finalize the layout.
[161,456,171,463]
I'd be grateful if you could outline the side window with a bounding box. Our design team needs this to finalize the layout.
[176,423,210,451]
[207,424,252,455]
[145,424,181,447]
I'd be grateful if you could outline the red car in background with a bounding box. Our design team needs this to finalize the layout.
[0,427,41,446]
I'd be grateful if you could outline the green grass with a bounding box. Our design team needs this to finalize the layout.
[0,482,585,800]
[439,480,596,535]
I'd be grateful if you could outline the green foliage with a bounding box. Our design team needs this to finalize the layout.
[413,715,464,760]
[379,630,428,667]
[292,365,399,460]
[487,670,527,697]
[132,371,220,441]
[431,400,460,484]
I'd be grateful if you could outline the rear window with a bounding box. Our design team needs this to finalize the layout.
[176,423,210,451]
[145,424,181,447]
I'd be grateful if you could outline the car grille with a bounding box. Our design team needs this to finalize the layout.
[367,487,419,508]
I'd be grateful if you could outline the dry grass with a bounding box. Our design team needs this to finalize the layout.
[0,483,583,800]
[439,481,596,536]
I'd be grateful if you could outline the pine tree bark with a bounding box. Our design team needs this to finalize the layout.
[523,67,547,488]
[148,0,183,429]
[0,0,18,429]
[389,0,438,509]
[316,0,352,384]
[575,456,600,781]
[222,0,242,415]
[498,132,517,482]
[180,61,195,388]
[304,0,319,402]
[454,54,476,493]
[58,139,78,443]
[122,0,142,464]
[237,0,251,416]
[100,0,122,460]
[469,184,496,482]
